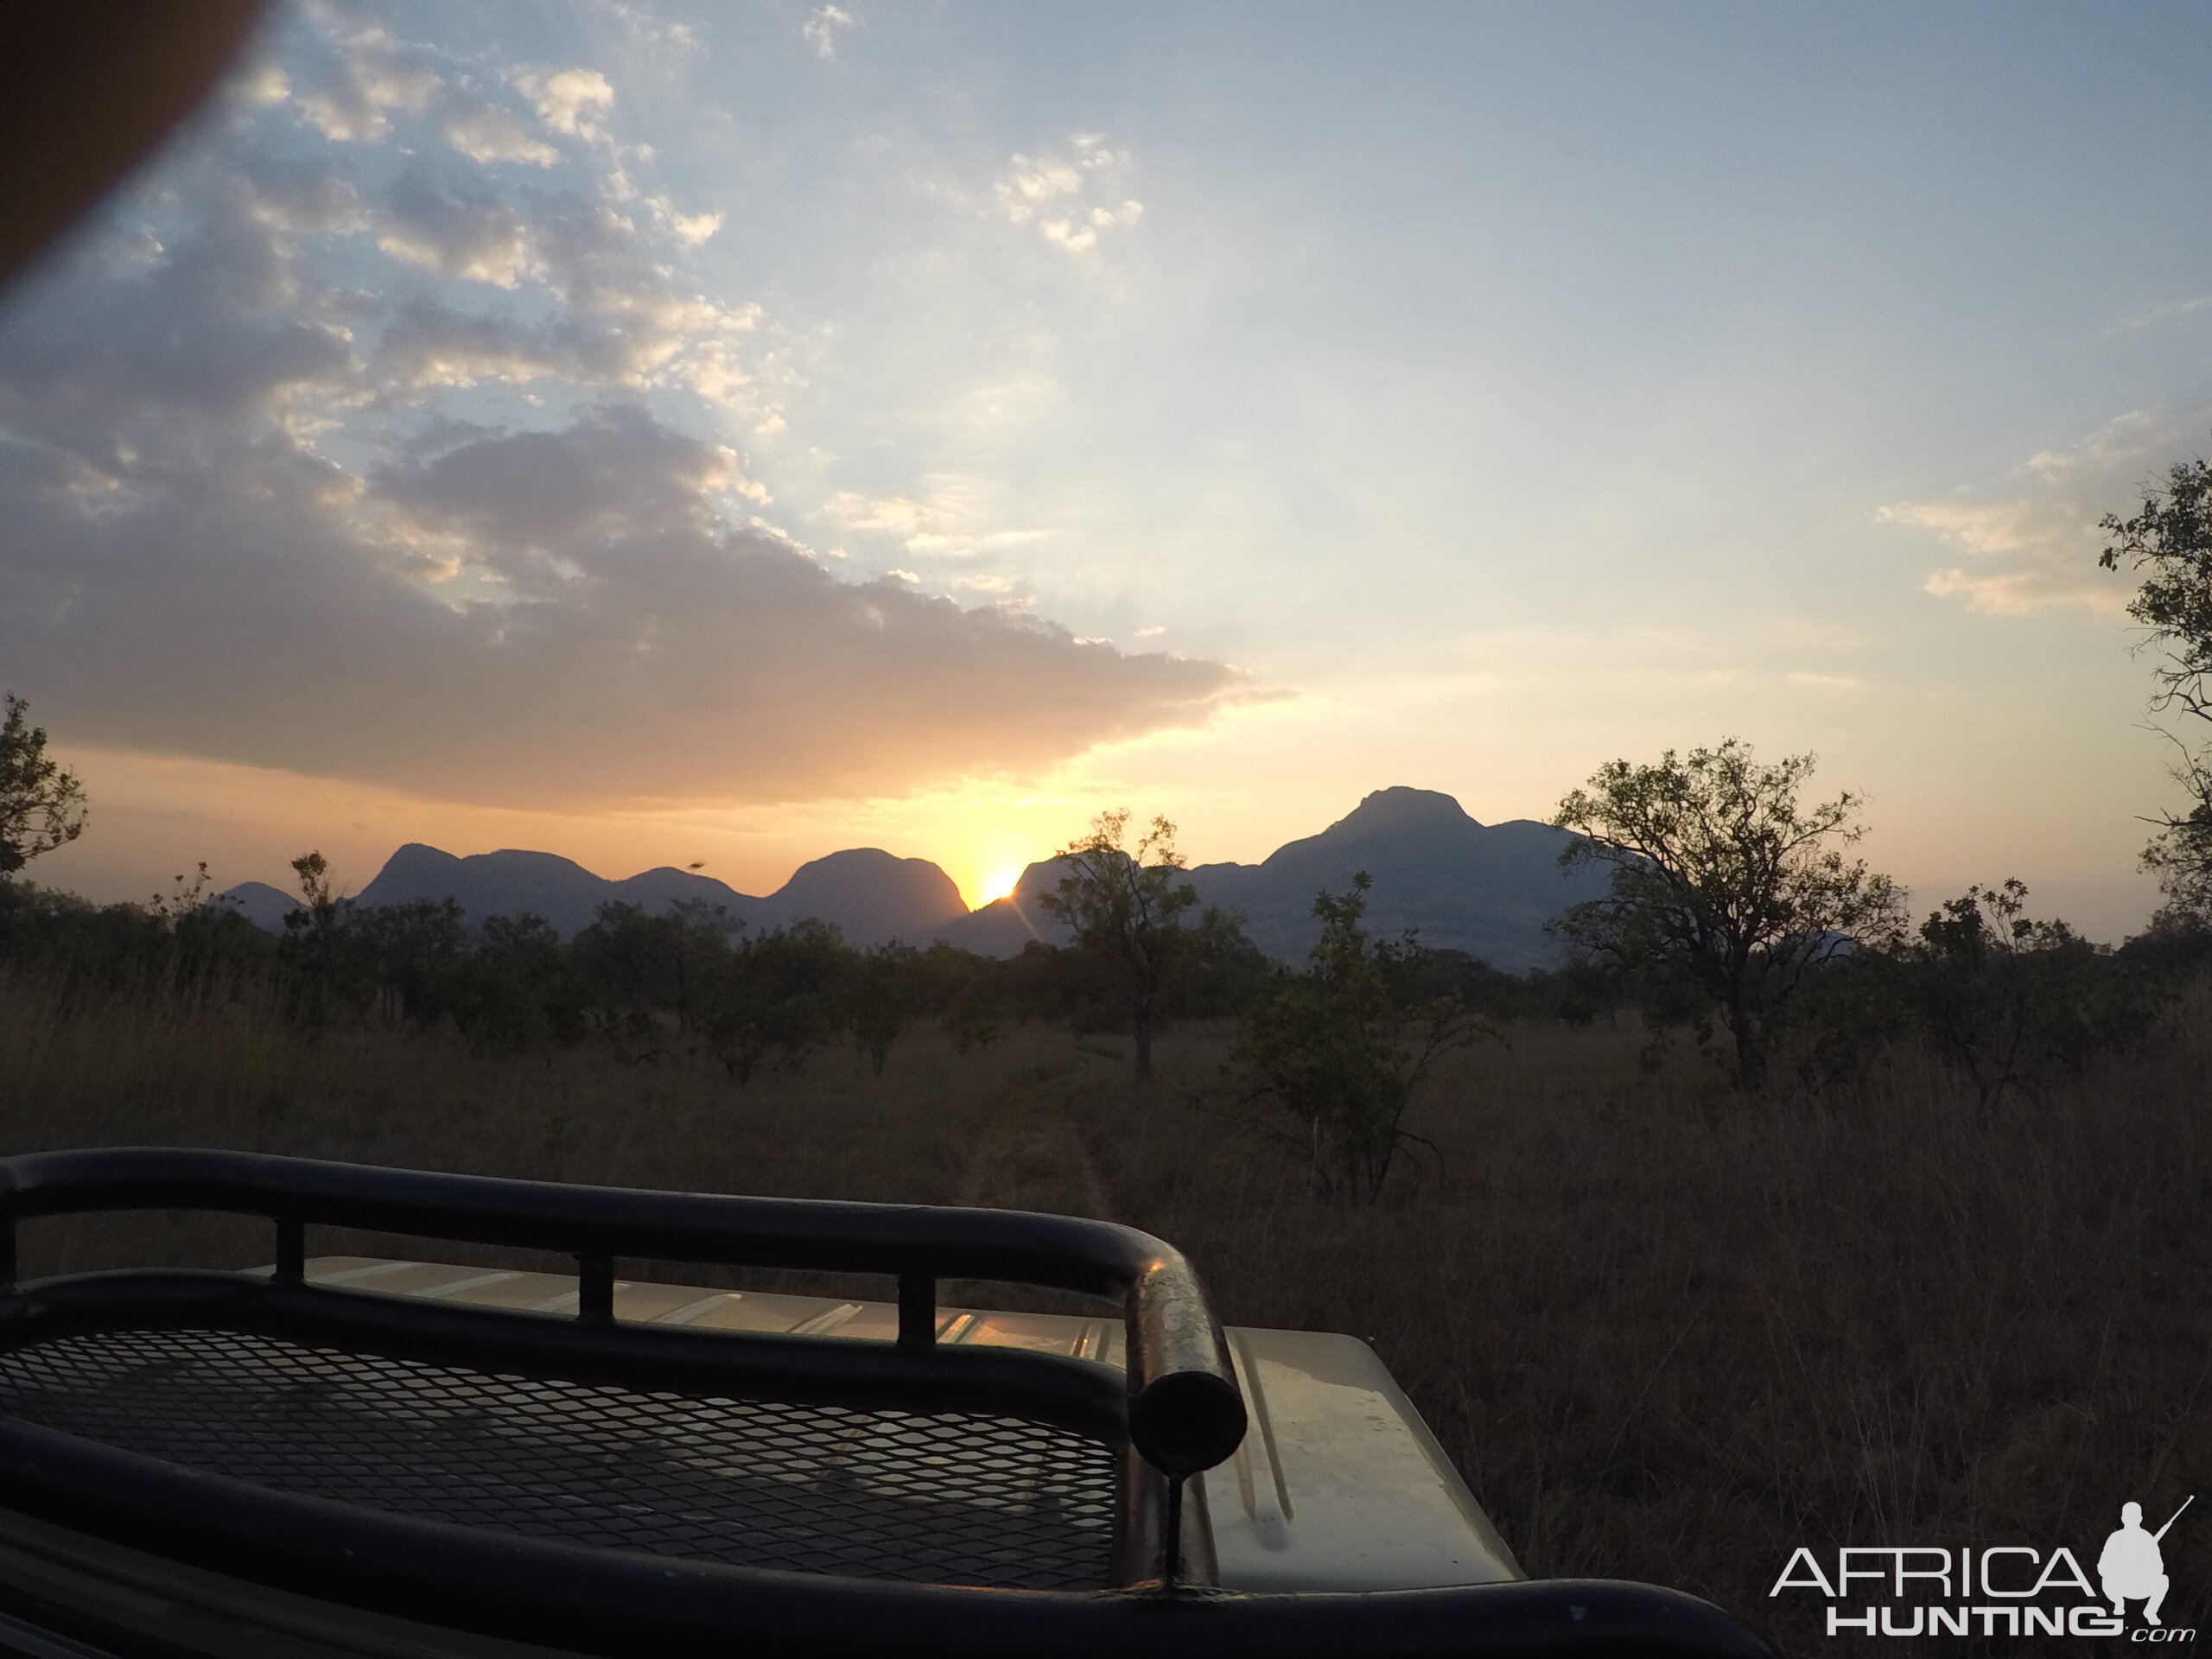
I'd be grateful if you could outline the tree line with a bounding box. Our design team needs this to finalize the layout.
[0,690,2205,1204]
[5,430,2212,1201]
[1546,739,2185,1104]
[0,770,1598,1098]
[1528,436,2212,1103]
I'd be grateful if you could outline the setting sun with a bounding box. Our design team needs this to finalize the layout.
[968,867,1024,911]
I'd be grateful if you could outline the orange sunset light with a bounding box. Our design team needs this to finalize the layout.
[962,865,1024,911]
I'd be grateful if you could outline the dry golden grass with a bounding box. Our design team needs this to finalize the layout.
[3,966,2208,1652]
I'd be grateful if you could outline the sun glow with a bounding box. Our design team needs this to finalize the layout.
[969,867,1023,909]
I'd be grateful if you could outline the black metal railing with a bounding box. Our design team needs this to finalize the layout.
[0,1147,1246,1480]
[0,1147,1779,1659]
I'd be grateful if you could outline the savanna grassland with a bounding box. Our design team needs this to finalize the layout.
[2,964,2206,1655]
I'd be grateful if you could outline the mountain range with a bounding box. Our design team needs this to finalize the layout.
[214,787,1611,974]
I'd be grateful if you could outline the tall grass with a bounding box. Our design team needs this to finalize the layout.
[0,966,995,1283]
[1,965,2205,1651]
[1079,1007,2212,1652]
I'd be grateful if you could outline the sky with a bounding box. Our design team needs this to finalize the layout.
[3,0,2209,936]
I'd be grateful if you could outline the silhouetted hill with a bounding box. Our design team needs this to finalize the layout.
[211,788,1606,970]
[208,880,296,932]
[770,849,967,943]
[1183,787,1607,972]
[608,865,752,917]
[936,790,1605,972]
[359,845,619,937]
[242,842,969,947]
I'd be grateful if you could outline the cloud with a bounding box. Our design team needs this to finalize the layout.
[822,476,1048,559]
[0,181,358,445]
[334,149,764,413]
[377,404,752,551]
[442,99,561,168]
[378,166,537,287]
[1884,407,2212,615]
[515,67,614,142]
[824,491,942,537]
[600,3,701,59]
[234,62,291,107]
[992,136,1143,256]
[662,207,723,245]
[0,7,1243,812]
[0,402,1241,807]
[2115,293,2212,333]
[803,6,855,60]
[290,22,441,143]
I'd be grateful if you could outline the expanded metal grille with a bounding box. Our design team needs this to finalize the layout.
[0,1325,1119,1590]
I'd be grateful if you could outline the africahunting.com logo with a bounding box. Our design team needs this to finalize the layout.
[1772,1497,2196,1641]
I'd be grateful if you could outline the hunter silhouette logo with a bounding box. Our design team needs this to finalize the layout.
[2102,1497,2193,1629]
[1770,1494,2199,1639]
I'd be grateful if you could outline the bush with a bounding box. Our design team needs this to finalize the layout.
[1234,874,1489,1200]
[1897,880,2158,1109]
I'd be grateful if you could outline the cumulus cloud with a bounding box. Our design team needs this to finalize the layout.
[378,166,537,287]
[600,4,701,59]
[334,151,765,413]
[515,67,614,142]
[993,136,1143,255]
[0,5,1241,810]
[662,207,723,245]
[442,100,560,168]
[1883,407,2212,615]
[803,6,855,59]
[291,22,441,143]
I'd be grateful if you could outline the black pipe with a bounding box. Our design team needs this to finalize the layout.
[0,1147,1247,1481]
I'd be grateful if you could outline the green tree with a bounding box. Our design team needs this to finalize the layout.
[348,899,471,1028]
[2097,445,2212,921]
[1036,810,1198,1079]
[454,914,586,1054]
[1235,874,1484,1200]
[696,919,849,1084]
[570,900,739,1063]
[1901,879,2152,1110]
[849,941,918,1075]
[0,695,88,874]
[943,979,1005,1054]
[1166,905,1277,1019]
[912,941,1011,1050]
[1552,739,1905,1089]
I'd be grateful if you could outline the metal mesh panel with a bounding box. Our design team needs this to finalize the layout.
[0,1325,1119,1590]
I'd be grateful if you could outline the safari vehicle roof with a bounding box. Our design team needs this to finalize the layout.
[292,1255,1522,1598]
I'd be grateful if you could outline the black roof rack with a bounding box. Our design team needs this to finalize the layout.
[0,1148,1776,1658]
